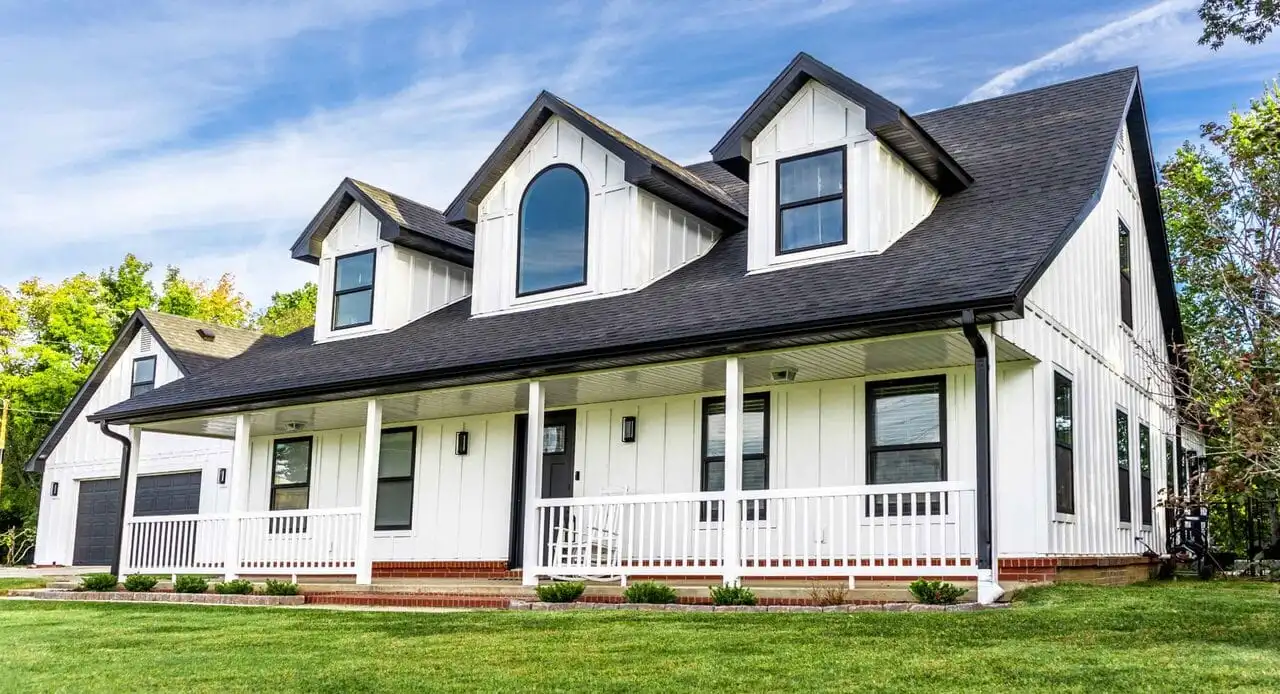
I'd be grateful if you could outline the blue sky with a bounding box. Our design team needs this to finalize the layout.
[1,0,1277,306]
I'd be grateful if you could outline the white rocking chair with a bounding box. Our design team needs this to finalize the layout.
[548,487,626,582]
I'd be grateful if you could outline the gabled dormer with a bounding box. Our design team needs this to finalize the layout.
[444,92,745,316]
[292,178,474,342]
[711,53,972,272]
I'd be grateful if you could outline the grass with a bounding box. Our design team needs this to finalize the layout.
[0,577,47,594]
[1,581,1277,692]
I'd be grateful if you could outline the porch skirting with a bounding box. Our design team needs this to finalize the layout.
[999,556,1159,586]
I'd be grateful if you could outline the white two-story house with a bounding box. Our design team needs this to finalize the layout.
[78,53,1192,602]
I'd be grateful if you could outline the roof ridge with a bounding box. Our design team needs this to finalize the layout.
[925,66,1138,117]
[347,178,446,215]
[139,309,264,336]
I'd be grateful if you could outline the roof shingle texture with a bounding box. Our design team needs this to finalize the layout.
[141,311,272,374]
[96,68,1136,421]
[350,179,475,251]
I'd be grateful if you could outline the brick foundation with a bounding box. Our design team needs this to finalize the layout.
[998,555,1158,586]
[371,561,520,580]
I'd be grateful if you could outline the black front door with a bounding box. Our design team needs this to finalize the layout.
[507,409,576,569]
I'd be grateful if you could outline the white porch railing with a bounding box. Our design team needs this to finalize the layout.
[123,507,363,576]
[532,481,977,581]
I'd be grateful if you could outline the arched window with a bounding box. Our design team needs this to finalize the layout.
[518,165,588,296]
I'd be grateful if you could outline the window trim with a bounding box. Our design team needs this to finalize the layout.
[516,163,590,298]
[269,435,313,512]
[700,392,771,521]
[1053,369,1075,516]
[375,426,417,532]
[1118,218,1133,329]
[865,375,948,483]
[130,356,156,398]
[331,249,377,331]
[775,145,848,256]
[1115,407,1132,525]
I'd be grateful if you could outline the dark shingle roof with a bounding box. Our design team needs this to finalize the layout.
[94,67,1145,424]
[348,179,475,252]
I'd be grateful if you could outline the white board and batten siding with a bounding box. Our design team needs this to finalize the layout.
[747,80,939,272]
[34,327,232,566]
[998,122,1176,557]
[313,203,472,343]
[470,115,720,317]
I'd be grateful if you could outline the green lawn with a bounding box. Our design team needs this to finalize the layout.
[0,577,46,593]
[1,581,1277,692]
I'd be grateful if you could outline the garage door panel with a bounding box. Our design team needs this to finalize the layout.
[73,478,121,566]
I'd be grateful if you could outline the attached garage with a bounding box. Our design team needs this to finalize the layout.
[71,471,203,566]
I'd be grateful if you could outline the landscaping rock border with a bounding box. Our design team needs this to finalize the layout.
[510,600,1008,613]
[10,589,304,606]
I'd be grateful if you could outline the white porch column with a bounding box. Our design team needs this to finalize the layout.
[356,399,383,585]
[223,414,252,580]
[117,426,143,576]
[722,357,743,585]
[521,380,545,587]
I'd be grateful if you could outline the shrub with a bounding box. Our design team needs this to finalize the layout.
[173,575,209,594]
[623,581,678,604]
[807,582,849,606]
[78,573,118,592]
[262,579,300,596]
[123,574,160,592]
[214,579,255,595]
[709,584,757,606]
[535,581,585,603]
[908,578,966,605]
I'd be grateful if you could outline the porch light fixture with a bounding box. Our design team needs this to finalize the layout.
[217,468,227,485]
[50,482,59,497]
[620,416,637,443]
[455,430,470,456]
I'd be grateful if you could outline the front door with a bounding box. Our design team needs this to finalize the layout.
[507,409,576,569]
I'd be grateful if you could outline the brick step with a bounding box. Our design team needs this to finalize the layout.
[304,592,512,609]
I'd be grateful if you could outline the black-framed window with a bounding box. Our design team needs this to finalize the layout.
[1176,440,1189,493]
[777,147,845,254]
[375,427,416,531]
[1116,410,1132,523]
[867,376,946,516]
[1139,423,1153,526]
[271,437,312,533]
[518,165,588,296]
[701,394,769,521]
[1054,372,1074,515]
[1119,219,1133,328]
[1165,437,1177,495]
[332,249,375,330]
[130,356,156,398]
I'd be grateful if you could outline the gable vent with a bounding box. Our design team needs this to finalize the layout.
[139,329,153,354]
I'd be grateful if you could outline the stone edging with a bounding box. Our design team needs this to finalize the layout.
[10,589,304,606]
[510,600,1009,613]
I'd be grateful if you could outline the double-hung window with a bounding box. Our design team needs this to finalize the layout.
[1053,372,1074,515]
[1139,423,1153,526]
[1119,220,1133,328]
[332,249,375,330]
[776,147,845,254]
[701,394,769,521]
[270,437,313,533]
[375,428,416,531]
[130,356,156,397]
[1165,438,1177,495]
[1116,410,1132,524]
[867,377,946,516]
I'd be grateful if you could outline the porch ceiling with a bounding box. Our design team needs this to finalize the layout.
[139,330,1033,438]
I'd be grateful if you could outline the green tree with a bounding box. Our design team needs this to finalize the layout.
[99,254,156,330]
[255,282,317,336]
[157,267,251,327]
[1159,81,1280,499]
[1200,0,1280,49]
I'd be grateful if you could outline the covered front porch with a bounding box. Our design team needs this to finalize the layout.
[116,324,1028,596]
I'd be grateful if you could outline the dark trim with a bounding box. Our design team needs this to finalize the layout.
[515,164,590,297]
[864,375,948,480]
[374,426,417,532]
[699,392,771,521]
[291,178,473,267]
[1116,407,1132,524]
[507,414,529,570]
[443,91,744,232]
[775,146,847,255]
[99,422,131,577]
[130,355,156,398]
[269,436,314,511]
[710,52,970,193]
[960,311,993,571]
[93,300,1021,426]
[1053,370,1075,516]
[331,249,377,331]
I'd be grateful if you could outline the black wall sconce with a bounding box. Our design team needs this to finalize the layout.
[455,430,470,456]
[217,468,228,485]
[620,416,637,443]
[50,482,59,497]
